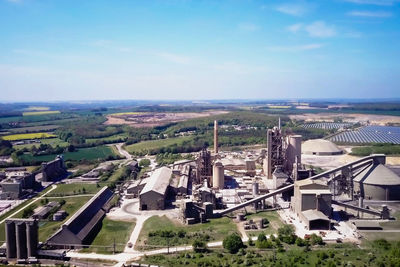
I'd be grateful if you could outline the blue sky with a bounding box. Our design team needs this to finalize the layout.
[0,0,399,101]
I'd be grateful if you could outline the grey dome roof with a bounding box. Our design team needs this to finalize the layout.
[353,164,400,186]
[302,139,342,154]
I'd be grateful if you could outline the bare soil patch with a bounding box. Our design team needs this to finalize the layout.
[104,110,228,127]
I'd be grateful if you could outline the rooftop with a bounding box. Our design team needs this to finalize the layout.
[353,163,400,186]
[140,167,172,195]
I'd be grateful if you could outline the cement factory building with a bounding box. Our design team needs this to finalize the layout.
[140,167,172,210]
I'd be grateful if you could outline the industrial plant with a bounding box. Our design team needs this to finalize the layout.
[2,119,400,265]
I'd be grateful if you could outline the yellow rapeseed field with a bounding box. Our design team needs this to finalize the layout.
[2,133,56,141]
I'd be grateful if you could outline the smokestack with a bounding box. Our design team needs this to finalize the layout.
[214,120,218,154]
[278,117,281,130]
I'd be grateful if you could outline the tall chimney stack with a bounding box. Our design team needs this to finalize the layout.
[214,120,218,154]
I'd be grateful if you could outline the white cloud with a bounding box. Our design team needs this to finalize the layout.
[276,3,308,16]
[347,10,392,17]
[157,52,192,64]
[238,22,259,32]
[266,43,324,52]
[305,21,336,37]
[287,23,304,33]
[343,0,399,6]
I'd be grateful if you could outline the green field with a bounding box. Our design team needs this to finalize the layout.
[20,145,118,163]
[125,136,192,154]
[137,215,238,250]
[2,132,56,141]
[82,218,136,254]
[23,110,61,116]
[46,183,101,197]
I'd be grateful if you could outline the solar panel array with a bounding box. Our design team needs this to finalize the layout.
[302,122,352,130]
[330,125,400,144]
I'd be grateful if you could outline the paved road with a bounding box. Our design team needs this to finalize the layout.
[0,184,57,225]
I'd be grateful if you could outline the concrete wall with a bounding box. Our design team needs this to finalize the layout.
[140,191,165,210]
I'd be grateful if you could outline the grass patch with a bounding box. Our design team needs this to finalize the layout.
[245,211,282,236]
[124,136,192,154]
[82,218,135,254]
[137,215,238,250]
[23,111,61,116]
[46,183,101,197]
[2,132,56,141]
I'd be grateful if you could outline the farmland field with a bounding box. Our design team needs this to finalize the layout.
[2,125,60,134]
[20,145,118,163]
[23,110,61,116]
[2,132,56,141]
[13,138,68,149]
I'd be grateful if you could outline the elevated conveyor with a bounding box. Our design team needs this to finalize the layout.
[215,155,385,216]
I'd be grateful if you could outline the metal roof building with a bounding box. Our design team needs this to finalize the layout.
[46,186,113,248]
[139,167,172,210]
[302,139,343,155]
[353,163,400,200]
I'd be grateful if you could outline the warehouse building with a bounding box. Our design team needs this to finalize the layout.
[139,167,172,210]
[291,179,332,230]
[302,139,343,155]
[353,163,400,201]
[46,186,113,248]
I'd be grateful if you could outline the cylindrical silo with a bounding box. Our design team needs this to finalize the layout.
[26,220,38,257]
[212,161,224,189]
[16,222,27,260]
[286,135,302,173]
[5,220,16,259]
[289,135,302,165]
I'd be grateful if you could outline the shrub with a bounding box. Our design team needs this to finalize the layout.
[192,239,206,252]
[223,233,244,254]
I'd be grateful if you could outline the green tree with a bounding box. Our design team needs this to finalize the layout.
[223,233,244,254]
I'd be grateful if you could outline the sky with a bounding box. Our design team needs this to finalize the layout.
[0,0,399,102]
